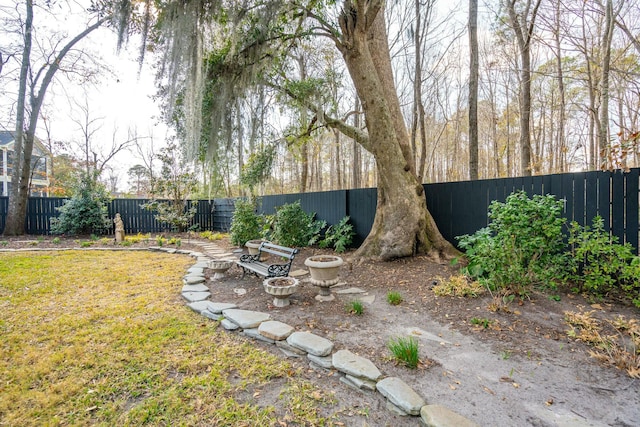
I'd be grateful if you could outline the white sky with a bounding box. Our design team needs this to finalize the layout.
[0,1,169,193]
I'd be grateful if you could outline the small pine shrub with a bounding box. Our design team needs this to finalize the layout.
[50,173,111,235]
[387,291,403,305]
[388,336,420,369]
[230,198,263,247]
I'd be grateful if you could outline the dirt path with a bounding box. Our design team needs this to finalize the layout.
[206,245,639,427]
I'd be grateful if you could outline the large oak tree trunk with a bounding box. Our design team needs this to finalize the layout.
[338,2,456,260]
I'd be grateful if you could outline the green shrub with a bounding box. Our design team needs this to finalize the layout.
[271,201,324,248]
[229,198,263,247]
[568,216,640,307]
[387,336,420,369]
[50,173,111,235]
[457,191,569,296]
[319,216,355,253]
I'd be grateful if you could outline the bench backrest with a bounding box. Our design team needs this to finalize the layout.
[259,242,299,260]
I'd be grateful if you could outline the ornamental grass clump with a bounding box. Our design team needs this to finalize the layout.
[386,291,403,305]
[346,299,364,315]
[388,336,420,369]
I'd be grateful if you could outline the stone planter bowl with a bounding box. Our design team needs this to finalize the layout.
[245,239,270,261]
[208,260,233,280]
[263,276,299,307]
[245,239,268,255]
[304,255,343,282]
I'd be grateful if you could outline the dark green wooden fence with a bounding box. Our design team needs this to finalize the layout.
[1,169,638,253]
[0,198,233,235]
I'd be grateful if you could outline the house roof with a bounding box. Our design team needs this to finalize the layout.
[0,130,51,156]
[0,131,15,146]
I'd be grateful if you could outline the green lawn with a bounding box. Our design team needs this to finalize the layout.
[0,251,337,426]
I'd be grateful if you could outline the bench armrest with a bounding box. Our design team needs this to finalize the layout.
[267,263,291,277]
[240,253,260,263]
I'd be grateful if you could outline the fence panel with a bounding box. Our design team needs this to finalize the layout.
[626,169,639,249]
[612,172,625,243]
[573,172,586,227]
[213,198,235,232]
[346,188,376,245]
[0,168,638,254]
[0,197,6,232]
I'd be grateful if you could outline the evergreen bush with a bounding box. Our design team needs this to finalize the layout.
[51,173,111,235]
[271,200,324,248]
[457,191,569,295]
[229,198,263,246]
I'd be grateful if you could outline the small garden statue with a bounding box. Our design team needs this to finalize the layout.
[114,213,125,242]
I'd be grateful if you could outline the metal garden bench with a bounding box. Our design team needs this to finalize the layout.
[236,242,299,278]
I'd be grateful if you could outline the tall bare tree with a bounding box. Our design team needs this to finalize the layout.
[505,0,542,176]
[469,0,479,180]
[3,1,109,236]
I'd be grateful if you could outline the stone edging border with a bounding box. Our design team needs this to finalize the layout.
[1,243,478,426]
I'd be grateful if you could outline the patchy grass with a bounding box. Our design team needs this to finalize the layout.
[565,310,640,378]
[0,251,338,426]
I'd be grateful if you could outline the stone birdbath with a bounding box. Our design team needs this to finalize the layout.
[263,276,299,307]
[304,255,343,301]
[208,260,233,280]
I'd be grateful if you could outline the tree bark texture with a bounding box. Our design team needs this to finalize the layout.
[468,0,479,180]
[4,0,33,236]
[338,1,456,260]
[598,0,615,169]
[506,0,541,177]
